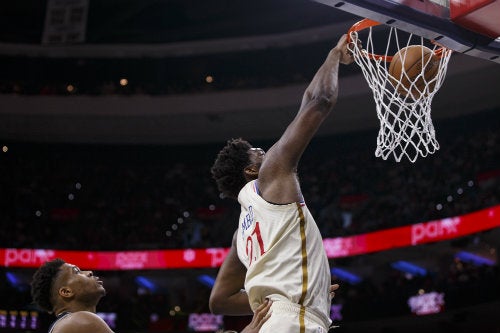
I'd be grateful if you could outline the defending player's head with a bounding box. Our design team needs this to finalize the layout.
[31,258,106,314]
[31,258,66,313]
[211,138,265,199]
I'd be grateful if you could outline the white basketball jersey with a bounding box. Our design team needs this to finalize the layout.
[236,180,332,329]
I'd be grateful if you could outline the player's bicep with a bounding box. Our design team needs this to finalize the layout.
[211,238,246,296]
[209,233,247,312]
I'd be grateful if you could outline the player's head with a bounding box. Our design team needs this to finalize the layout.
[211,138,265,199]
[31,258,106,313]
[31,258,65,312]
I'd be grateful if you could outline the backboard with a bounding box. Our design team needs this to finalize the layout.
[312,0,500,64]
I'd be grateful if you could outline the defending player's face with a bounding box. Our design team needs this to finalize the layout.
[56,263,106,300]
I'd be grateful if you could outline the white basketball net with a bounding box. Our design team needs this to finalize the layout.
[348,22,453,162]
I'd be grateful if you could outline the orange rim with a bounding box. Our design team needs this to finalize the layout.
[347,18,451,62]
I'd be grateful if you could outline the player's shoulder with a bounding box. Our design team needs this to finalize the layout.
[53,311,114,333]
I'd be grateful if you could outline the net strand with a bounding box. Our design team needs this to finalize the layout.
[348,26,452,162]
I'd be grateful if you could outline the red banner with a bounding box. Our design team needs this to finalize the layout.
[0,248,230,270]
[1,205,499,270]
[324,205,499,258]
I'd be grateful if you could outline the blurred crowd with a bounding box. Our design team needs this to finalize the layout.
[0,104,498,332]
[335,257,499,322]
[0,45,358,96]
[1,6,498,332]
[0,110,498,250]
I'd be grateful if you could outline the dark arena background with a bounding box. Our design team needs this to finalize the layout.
[1,1,499,332]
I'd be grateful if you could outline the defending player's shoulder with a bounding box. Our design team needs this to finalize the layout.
[52,311,114,333]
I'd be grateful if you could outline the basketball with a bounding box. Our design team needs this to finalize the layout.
[388,45,439,100]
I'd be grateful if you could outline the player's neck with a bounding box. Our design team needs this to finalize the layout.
[54,302,97,316]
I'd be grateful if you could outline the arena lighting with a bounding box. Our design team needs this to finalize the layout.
[5,272,30,291]
[0,309,39,330]
[135,276,157,292]
[391,261,427,276]
[330,267,362,285]
[455,251,496,266]
[197,274,216,288]
[188,313,224,332]
[407,291,445,316]
[6,272,21,286]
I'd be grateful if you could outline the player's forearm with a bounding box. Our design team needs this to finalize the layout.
[300,47,342,114]
[209,289,252,315]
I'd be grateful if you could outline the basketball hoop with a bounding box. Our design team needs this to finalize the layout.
[347,19,453,162]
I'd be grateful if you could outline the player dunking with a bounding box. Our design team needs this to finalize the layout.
[209,35,354,332]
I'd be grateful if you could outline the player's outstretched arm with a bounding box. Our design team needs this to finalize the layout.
[299,34,354,114]
[258,35,354,204]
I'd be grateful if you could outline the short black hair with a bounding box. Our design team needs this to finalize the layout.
[211,138,252,199]
[31,258,65,313]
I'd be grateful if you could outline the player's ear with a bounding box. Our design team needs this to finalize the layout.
[244,164,259,180]
[58,286,74,299]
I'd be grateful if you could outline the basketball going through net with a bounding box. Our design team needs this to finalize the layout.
[347,19,453,163]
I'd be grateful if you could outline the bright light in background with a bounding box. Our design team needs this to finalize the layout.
[119,78,128,86]
[330,267,362,285]
[5,272,30,291]
[391,261,427,277]
[408,291,445,315]
[2,146,8,153]
[205,75,214,83]
[455,251,496,266]
[66,84,75,93]
[135,276,157,292]
[197,274,216,288]
[188,313,223,331]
